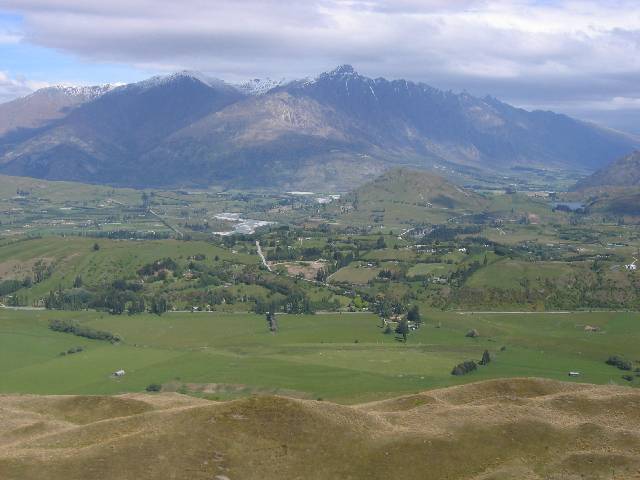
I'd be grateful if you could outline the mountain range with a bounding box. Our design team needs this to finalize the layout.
[0,65,637,190]
[574,150,640,190]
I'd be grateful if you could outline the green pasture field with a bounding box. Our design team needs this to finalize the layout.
[0,308,637,403]
[338,204,453,228]
[407,263,455,277]
[0,236,257,302]
[466,258,578,289]
[361,248,417,261]
[329,263,380,284]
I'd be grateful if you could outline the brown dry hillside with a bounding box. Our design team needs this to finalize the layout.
[1,378,639,480]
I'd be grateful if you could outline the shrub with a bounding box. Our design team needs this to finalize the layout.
[465,329,480,338]
[145,383,162,392]
[0,279,23,296]
[606,356,632,371]
[451,360,477,376]
[479,350,491,365]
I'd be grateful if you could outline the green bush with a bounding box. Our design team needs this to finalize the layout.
[606,356,632,371]
[451,360,477,376]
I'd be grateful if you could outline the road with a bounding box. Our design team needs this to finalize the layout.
[255,240,272,271]
[0,305,45,310]
[148,209,184,238]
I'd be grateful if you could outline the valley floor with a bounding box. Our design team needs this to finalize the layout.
[1,309,638,402]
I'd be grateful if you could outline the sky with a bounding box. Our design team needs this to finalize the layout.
[0,0,639,134]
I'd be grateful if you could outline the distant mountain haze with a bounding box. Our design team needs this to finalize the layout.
[574,150,640,190]
[0,66,637,190]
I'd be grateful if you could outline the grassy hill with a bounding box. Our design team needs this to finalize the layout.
[354,168,486,210]
[0,236,256,304]
[335,168,489,227]
[1,378,639,479]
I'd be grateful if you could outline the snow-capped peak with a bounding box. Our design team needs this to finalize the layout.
[235,77,287,95]
[37,84,118,100]
[329,64,357,76]
[303,64,360,86]
[135,71,228,90]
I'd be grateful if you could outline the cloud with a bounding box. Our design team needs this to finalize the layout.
[0,71,49,103]
[1,0,640,131]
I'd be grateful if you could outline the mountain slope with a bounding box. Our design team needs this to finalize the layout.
[0,85,114,137]
[141,89,386,188]
[0,66,637,189]
[1,378,639,480]
[281,65,637,170]
[574,150,640,190]
[0,73,243,184]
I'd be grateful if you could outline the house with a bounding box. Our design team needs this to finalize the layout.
[112,369,126,377]
[568,371,580,377]
[183,270,195,280]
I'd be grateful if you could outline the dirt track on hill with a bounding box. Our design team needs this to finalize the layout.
[1,378,639,479]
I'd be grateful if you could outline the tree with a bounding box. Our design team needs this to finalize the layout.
[266,311,278,333]
[395,319,409,342]
[376,298,393,318]
[73,275,83,288]
[353,296,366,310]
[141,192,151,210]
[93,242,100,251]
[127,297,146,315]
[32,260,49,283]
[105,290,126,315]
[376,235,387,249]
[407,305,421,325]
[480,350,491,365]
[315,268,328,282]
[150,295,168,315]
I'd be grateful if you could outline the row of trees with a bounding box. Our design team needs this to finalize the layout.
[49,319,120,343]
[44,286,169,315]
